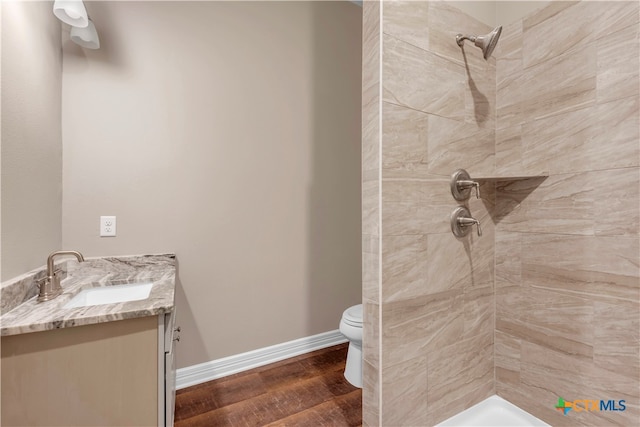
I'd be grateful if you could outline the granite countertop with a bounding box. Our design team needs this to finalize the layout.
[0,254,176,336]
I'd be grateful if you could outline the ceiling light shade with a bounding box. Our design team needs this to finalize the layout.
[70,19,100,49]
[53,0,88,28]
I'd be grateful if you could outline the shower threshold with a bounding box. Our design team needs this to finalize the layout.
[436,395,550,427]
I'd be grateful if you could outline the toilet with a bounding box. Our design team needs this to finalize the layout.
[339,304,363,388]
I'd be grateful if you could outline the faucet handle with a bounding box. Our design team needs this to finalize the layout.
[450,169,480,200]
[450,207,482,237]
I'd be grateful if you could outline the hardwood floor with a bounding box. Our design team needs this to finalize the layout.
[175,343,362,427]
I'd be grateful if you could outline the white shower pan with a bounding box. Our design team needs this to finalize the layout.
[436,395,550,427]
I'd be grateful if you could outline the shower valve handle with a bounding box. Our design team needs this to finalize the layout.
[457,180,480,199]
[451,207,482,237]
[450,169,480,201]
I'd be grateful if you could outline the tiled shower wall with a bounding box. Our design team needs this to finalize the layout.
[363,1,498,425]
[363,1,640,426]
[493,2,640,426]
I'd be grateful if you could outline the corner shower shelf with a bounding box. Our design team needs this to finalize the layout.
[471,172,549,181]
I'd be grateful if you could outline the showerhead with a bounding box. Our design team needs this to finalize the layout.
[456,26,502,60]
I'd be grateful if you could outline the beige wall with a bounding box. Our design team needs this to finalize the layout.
[61,1,362,368]
[494,2,640,425]
[1,1,62,281]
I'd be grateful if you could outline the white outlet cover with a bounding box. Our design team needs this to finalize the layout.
[100,216,117,237]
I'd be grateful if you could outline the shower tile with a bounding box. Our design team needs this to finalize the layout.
[593,0,640,40]
[381,355,428,426]
[521,340,640,426]
[521,1,577,32]
[426,1,495,72]
[381,290,464,367]
[518,46,596,122]
[495,20,522,61]
[522,1,597,69]
[362,359,380,427]
[496,285,594,358]
[522,97,639,174]
[596,23,639,104]
[426,114,495,177]
[363,299,380,368]
[426,332,493,425]
[495,125,523,175]
[494,231,521,286]
[381,199,446,235]
[382,0,429,52]
[593,166,640,236]
[362,179,379,236]
[593,300,640,379]
[463,284,493,339]
[381,102,429,178]
[464,61,496,130]
[426,230,494,295]
[496,173,594,235]
[362,234,379,303]
[381,234,428,302]
[520,234,640,304]
[383,35,465,120]
[495,330,521,377]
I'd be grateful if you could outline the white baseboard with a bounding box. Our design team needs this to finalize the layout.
[176,330,348,390]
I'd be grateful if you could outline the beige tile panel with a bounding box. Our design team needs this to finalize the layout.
[494,19,522,60]
[382,0,429,52]
[522,1,598,69]
[381,102,429,178]
[426,332,494,425]
[521,234,640,303]
[362,234,380,303]
[592,166,640,236]
[362,0,380,176]
[521,1,577,32]
[463,59,496,130]
[496,173,594,235]
[426,228,494,295]
[494,231,521,286]
[362,179,379,236]
[496,285,594,358]
[495,125,522,175]
[362,359,380,427]
[597,23,640,104]
[427,0,494,72]
[381,355,428,427]
[592,0,640,40]
[496,168,639,237]
[521,97,639,175]
[593,300,640,379]
[498,46,596,127]
[520,340,640,426]
[363,298,380,367]
[426,114,495,177]
[381,290,464,368]
[495,330,521,373]
[381,234,428,303]
[383,34,465,120]
[463,283,494,340]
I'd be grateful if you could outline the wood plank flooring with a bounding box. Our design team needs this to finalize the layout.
[175,343,362,427]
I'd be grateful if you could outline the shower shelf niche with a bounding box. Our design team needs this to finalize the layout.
[471,172,549,181]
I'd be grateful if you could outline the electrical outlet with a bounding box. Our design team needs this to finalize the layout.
[100,216,117,237]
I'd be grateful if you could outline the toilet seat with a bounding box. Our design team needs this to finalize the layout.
[342,304,362,327]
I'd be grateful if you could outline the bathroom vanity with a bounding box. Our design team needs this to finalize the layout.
[0,254,178,427]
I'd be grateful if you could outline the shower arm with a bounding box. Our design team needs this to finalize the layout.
[456,34,476,47]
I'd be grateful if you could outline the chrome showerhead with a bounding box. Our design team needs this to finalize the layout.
[456,26,502,60]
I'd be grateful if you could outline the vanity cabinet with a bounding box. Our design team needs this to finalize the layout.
[1,313,177,426]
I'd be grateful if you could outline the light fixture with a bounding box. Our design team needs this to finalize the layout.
[70,18,100,49]
[53,0,88,28]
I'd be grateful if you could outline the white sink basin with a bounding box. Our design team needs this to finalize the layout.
[63,282,153,309]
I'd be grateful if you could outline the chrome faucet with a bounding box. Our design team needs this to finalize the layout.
[37,250,85,302]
